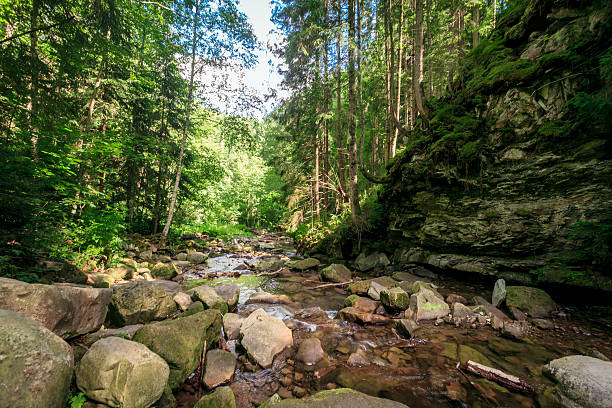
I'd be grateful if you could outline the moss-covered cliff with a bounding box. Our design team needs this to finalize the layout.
[321,0,612,290]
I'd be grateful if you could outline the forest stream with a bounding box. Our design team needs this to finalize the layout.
[163,232,612,408]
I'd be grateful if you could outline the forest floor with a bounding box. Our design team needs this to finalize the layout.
[164,232,612,408]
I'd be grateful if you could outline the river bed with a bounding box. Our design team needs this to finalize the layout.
[174,233,612,408]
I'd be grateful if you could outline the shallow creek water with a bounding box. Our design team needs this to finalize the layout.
[174,234,612,408]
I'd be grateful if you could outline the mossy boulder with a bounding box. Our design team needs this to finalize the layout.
[194,386,236,408]
[380,287,410,311]
[93,273,115,288]
[132,309,222,390]
[191,285,229,314]
[347,280,370,295]
[212,283,240,312]
[506,286,556,317]
[0,310,73,408]
[76,337,169,408]
[286,258,320,271]
[355,252,390,272]
[187,251,207,264]
[106,266,131,280]
[260,388,408,407]
[108,281,177,326]
[151,262,179,279]
[407,288,449,321]
[320,263,351,283]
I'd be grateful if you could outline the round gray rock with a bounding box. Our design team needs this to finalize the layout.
[543,355,612,408]
[0,309,74,408]
[76,336,169,408]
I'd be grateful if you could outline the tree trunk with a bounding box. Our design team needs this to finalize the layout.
[390,0,404,158]
[413,0,429,120]
[426,0,434,97]
[472,5,480,48]
[161,0,199,244]
[28,0,40,160]
[383,5,391,163]
[323,33,330,216]
[336,0,347,204]
[348,0,360,222]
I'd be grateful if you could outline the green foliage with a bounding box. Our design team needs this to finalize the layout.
[66,392,86,408]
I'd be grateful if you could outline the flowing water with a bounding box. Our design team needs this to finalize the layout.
[174,233,612,408]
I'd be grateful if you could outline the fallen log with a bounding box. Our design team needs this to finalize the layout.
[256,269,283,277]
[308,280,355,289]
[465,360,535,394]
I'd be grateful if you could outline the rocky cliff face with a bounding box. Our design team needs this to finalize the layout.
[332,0,612,290]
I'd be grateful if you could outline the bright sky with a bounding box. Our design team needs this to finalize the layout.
[198,0,288,118]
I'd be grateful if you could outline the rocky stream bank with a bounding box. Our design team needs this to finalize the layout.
[1,232,611,408]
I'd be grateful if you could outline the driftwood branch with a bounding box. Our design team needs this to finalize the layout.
[306,279,355,289]
[456,362,498,406]
[465,360,535,394]
[256,268,283,277]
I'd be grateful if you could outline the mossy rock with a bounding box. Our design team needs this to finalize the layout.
[93,274,115,288]
[286,258,320,271]
[0,310,73,408]
[132,309,222,390]
[151,262,179,279]
[344,294,360,307]
[260,388,408,407]
[506,286,556,317]
[191,285,229,315]
[194,386,236,408]
[347,280,370,295]
[181,279,208,291]
[180,301,204,318]
[380,287,410,311]
[320,264,351,283]
[108,281,177,326]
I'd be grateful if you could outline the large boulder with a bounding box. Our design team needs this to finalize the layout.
[0,310,73,408]
[240,308,293,368]
[320,264,351,283]
[261,388,408,407]
[151,262,179,279]
[194,386,236,408]
[187,251,207,264]
[213,283,240,311]
[202,349,236,389]
[407,287,449,321]
[543,355,612,408]
[191,285,229,314]
[132,309,221,390]
[0,277,112,338]
[380,287,410,311]
[506,286,556,317]
[76,337,169,408]
[355,252,390,272]
[286,258,320,271]
[108,281,177,326]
